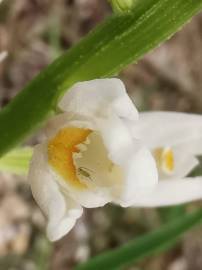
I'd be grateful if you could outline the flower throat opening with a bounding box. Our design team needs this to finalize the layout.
[153,147,174,174]
[47,126,123,192]
[48,127,91,189]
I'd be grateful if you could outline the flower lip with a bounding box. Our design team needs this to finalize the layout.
[137,111,202,180]
[153,147,174,175]
[48,125,125,196]
[73,130,124,193]
[48,127,92,189]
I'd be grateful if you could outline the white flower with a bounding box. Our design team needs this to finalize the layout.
[28,79,158,241]
[28,79,202,241]
[138,112,202,178]
[130,111,202,207]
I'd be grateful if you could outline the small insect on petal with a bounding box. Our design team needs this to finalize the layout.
[78,167,93,181]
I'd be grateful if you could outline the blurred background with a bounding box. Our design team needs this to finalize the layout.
[0,0,202,269]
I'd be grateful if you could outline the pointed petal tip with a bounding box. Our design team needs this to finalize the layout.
[47,217,78,242]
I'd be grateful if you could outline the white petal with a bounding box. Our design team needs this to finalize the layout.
[57,174,113,208]
[177,137,202,156]
[47,196,83,241]
[131,177,202,207]
[115,145,158,207]
[96,113,158,205]
[138,112,202,148]
[59,79,138,121]
[28,143,83,241]
[96,113,135,164]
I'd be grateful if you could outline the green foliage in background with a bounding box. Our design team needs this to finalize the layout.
[0,147,33,175]
[75,209,202,270]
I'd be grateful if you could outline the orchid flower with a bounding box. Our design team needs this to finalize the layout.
[28,79,202,241]
[28,79,157,241]
[132,112,202,206]
[138,112,202,180]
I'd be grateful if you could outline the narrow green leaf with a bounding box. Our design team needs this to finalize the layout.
[0,0,202,156]
[75,209,202,270]
[0,147,33,175]
[158,205,186,223]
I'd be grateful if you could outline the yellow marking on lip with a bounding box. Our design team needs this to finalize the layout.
[48,127,91,189]
[153,147,174,174]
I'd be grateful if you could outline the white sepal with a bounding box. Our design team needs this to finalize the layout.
[131,177,202,207]
[138,112,202,148]
[28,143,83,241]
[59,79,139,122]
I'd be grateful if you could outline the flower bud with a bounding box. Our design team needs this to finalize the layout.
[109,0,134,13]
